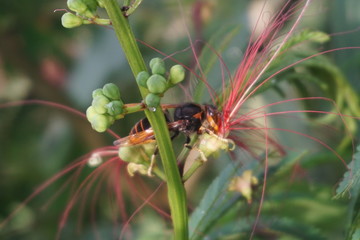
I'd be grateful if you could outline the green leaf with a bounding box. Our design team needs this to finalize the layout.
[351,229,360,240]
[206,217,326,239]
[347,213,360,240]
[279,29,330,54]
[335,146,360,198]
[189,152,306,240]
[335,146,360,240]
[268,217,326,240]
[256,30,331,97]
[193,25,241,103]
[189,161,251,240]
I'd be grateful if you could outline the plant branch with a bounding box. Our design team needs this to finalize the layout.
[102,1,188,239]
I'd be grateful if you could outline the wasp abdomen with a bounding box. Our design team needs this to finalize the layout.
[130,117,151,135]
[130,112,171,135]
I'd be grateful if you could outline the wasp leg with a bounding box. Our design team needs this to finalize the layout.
[194,147,208,162]
[147,153,156,177]
[147,131,180,177]
[183,135,194,149]
[121,0,143,17]
[184,141,207,162]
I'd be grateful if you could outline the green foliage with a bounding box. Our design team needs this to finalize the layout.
[193,25,241,103]
[188,151,353,239]
[278,29,330,54]
[335,146,360,240]
[189,161,248,240]
[206,217,326,240]
[256,29,332,95]
[257,29,360,149]
[1,0,360,239]
[335,148,360,198]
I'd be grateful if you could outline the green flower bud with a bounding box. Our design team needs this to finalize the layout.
[119,145,143,163]
[67,0,87,13]
[136,71,150,88]
[102,83,120,100]
[67,0,96,18]
[149,57,163,70]
[198,133,233,158]
[118,145,133,163]
[146,74,167,94]
[61,12,84,28]
[83,0,98,11]
[107,114,115,125]
[86,106,98,121]
[142,142,157,156]
[106,100,124,116]
[92,88,103,98]
[151,62,166,75]
[169,65,185,85]
[119,142,156,163]
[90,114,110,132]
[145,93,161,108]
[127,163,148,177]
[92,95,110,114]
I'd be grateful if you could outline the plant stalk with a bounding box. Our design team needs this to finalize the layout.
[103,1,188,239]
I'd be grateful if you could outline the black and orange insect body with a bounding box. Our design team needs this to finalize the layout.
[172,103,221,136]
[116,102,234,176]
[172,103,234,163]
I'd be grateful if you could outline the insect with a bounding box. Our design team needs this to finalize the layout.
[114,102,235,177]
[172,103,235,163]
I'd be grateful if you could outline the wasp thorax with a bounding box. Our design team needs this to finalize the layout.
[174,103,203,134]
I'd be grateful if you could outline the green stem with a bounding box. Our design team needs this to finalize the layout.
[182,159,204,182]
[176,134,198,166]
[152,166,167,182]
[102,1,188,239]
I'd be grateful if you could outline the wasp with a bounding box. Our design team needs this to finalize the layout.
[115,103,234,177]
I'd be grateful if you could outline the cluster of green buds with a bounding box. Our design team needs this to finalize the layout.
[86,83,123,132]
[86,83,145,132]
[61,0,110,28]
[136,58,186,109]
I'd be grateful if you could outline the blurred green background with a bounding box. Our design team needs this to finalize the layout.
[1,0,360,239]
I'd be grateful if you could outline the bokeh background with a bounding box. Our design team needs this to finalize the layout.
[1,0,360,239]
